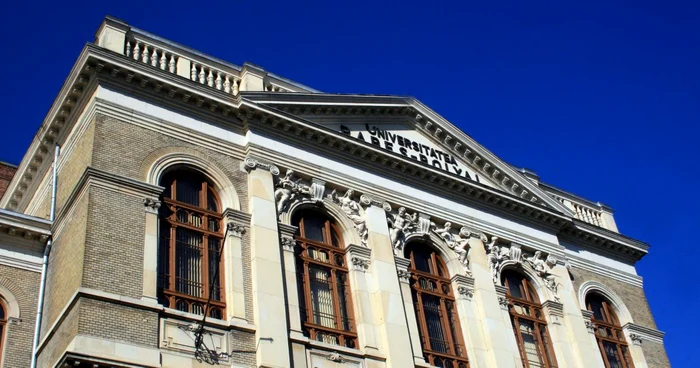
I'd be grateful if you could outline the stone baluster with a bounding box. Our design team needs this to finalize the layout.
[125,40,132,58]
[159,51,167,70]
[215,72,222,90]
[232,79,239,95]
[207,69,214,87]
[168,55,176,73]
[150,48,158,67]
[132,42,140,61]
[224,76,232,93]
[141,45,149,63]
[198,66,206,84]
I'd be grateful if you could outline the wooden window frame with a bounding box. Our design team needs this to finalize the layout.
[503,271,558,368]
[157,171,226,319]
[407,245,470,368]
[0,301,5,361]
[586,294,635,368]
[295,211,358,349]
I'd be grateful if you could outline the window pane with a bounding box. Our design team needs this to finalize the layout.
[588,296,606,322]
[518,319,545,368]
[506,274,524,299]
[175,228,203,298]
[422,294,448,353]
[308,265,336,328]
[176,176,202,207]
[303,216,325,243]
[337,272,352,331]
[412,248,432,273]
[208,237,222,301]
[157,224,171,291]
[207,188,218,212]
[603,341,623,368]
[446,300,465,356]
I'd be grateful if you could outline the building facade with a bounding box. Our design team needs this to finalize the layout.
[0,17,669,368]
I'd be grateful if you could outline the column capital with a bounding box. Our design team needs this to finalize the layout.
[622,322,665,344]
[347,244,371,272]
[359,194,391,210]
[278,222,298,238]
[542,300,564,324]
[243,156,279,175]
[143,198,161,214]
[280,235,296,252]
[495,284,509,310]
[452,273,476,301]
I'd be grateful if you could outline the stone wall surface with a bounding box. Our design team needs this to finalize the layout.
[642,340,671,368]
[36,300,79,368]
[0,265,40,368]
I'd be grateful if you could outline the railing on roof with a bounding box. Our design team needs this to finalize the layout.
[549,192,618,232]
[124,34,242,96]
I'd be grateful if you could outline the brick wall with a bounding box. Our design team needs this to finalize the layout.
[0,162,17,201]
[36,300,80,368]
[78,298,158,348]
[570,267,669,367]
[0,265,40,368]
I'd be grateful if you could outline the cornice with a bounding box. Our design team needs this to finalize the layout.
[562,220,648,261]
[622,323,665,344]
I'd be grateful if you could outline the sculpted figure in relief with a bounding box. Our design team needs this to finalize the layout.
[433,222,472,275]
[487,237,511,283]
[274,169,310,214]
[387,207,418,251]
[524,251,558,298]
[329,189,368,247]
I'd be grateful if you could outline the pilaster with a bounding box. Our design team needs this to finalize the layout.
[245,158,290,367]
[451,273,490,368]
[223,208,250,323]
[622,323,656,368]
[395,256,428,366]
[141,197,161,304]
[468,234,523,368]
[364,199,415,368]
[278,222,302,337]
[345,244,381,356]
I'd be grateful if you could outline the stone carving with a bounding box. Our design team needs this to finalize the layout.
[274,169,312,214]
[386,207,418,251]
[244,157,280,175]
[498,296,509,309]
[351,257,370,272]
[457,286,474,300]
[143,198,161,213]
[524,251,559,300]
[326,352,346,363]
[280,235,296,252]
[629,333,643,346]
[432,223,472,276]
[226,223,245,237]
[585,321,595,334]
[397,269,412,283]
[328,189,368,247]
[486,237,521,283]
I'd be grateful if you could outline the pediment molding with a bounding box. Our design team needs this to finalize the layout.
[245,94,572,216]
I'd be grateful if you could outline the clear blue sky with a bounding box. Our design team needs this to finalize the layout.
[2,1,696,365]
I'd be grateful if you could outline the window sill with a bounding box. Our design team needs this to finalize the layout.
[161,307,256,332]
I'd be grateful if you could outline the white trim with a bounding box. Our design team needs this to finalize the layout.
[578,280,634,325]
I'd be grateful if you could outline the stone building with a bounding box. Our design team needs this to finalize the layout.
[0,16,668,368]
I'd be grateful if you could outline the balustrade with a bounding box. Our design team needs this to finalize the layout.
[552,194,607,229]
[124,37,240,96]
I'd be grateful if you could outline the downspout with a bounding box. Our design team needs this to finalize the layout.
[30,145,59,368]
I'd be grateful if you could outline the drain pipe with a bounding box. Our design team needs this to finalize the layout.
[30,145,59,368]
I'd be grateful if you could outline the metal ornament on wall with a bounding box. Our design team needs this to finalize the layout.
[327,189,368,247]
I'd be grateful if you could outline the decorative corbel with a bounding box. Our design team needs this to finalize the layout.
[280,235,296,252]
[143,198,161,214]
[243,157,280,175]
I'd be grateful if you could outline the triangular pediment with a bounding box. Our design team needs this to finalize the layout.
[245,92,572,215]
[332,122,502,189]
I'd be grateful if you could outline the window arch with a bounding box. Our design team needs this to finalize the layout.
[0,300,5,361]
[501,270,558,368]
[406,243,469,368]
[157,168,225,319]
[293,209,356,348]
[586,293,634,368]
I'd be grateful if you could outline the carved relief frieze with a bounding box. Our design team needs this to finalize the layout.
[328,189,368,247]
[432,222,473,276]
[486,236,522,283]
[524,250,560,301]
[274,169,316,214]
[385,206,419,251]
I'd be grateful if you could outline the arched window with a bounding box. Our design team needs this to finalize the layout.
[157,169,225,319]
[586,293,634,368]
[294,210,356,348]
[406,243,469,368]
[0,301,5,360]
[502,270,558,368]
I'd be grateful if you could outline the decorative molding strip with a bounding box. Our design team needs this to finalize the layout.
[622,323,665,344]
[244,156,280,175]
